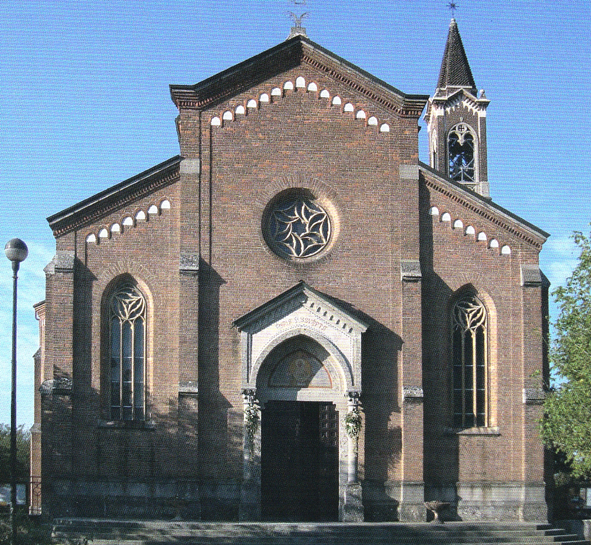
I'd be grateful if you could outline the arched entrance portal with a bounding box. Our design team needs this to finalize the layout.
[257,337,340,521]
[233,282,368,522]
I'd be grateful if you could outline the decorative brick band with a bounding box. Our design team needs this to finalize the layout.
[49,158,180,237]
[424,176,544,249]
[301,55,425,118]
[209,74,394,135]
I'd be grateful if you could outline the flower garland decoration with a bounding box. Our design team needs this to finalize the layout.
[345,406,362,439]
[244,403,260,455]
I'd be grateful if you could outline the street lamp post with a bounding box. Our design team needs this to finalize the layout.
[5,239,28,545]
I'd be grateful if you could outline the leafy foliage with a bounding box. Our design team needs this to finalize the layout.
[244,403,260,456]
[0,511,52,545]
[541,230,591,478]
[0,424,30,483]
[345,407,362,439]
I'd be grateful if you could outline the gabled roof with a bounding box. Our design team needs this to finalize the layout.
[419,162,549,249]
[170,35,429,118]
[436,19,477,94]
[233,280,369,334]
[47,156,181,237]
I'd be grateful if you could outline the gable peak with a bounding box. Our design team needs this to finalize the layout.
[287,11,308,39]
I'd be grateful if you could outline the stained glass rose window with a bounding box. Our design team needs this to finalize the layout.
[268,198,332,258]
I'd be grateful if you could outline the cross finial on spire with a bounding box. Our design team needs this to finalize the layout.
[448,1,458,18]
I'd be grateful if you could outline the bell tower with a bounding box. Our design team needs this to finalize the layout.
[425,18,491,197]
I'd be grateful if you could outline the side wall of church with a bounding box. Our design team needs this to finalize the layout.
[420,175,548,520]
[40,183,197,518]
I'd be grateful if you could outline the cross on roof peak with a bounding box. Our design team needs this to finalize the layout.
[448,1,458,18]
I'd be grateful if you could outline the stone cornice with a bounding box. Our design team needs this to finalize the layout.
[170,36,428,119]
[424,88,489,122]
[48,156,181,238]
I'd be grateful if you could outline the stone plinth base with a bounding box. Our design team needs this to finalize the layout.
[362,480,425,521]
[399,481,426,522]
[46,479,202,520]
[556,520,591,541]
[239,479,261,521]
[457,482,547,521]
[341,483,364,522]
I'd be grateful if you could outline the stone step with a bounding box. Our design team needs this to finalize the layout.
[51,530,582,541]
[51,520,591,545]
[53,539,591,545]
[52,520,556,533]
[54,538,588,545]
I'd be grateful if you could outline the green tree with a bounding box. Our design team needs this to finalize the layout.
[541,230,591,479]
[0,424,30,483]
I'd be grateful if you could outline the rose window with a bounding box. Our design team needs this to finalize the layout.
[268,198,331,258]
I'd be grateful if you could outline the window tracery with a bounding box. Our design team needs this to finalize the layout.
[109,283,146,421]
[452,293,487,428]
[448,123,475,184]
[268,198,331,259]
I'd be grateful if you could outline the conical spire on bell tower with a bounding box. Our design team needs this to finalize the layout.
[425,16,491,198]
[437,18,477,95]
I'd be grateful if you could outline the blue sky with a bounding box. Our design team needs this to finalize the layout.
[1,0,589,427]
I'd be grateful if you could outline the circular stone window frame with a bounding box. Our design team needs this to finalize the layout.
[261,185,340,265]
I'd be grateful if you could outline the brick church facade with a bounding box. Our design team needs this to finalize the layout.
[32,20,550,522]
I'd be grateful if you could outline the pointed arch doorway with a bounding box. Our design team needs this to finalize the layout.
[233,282,368,522]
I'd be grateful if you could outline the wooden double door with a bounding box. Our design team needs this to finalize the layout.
[261,401,339,521]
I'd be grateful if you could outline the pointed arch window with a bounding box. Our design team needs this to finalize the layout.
[452,293,487,428]
[448,123,475,184]
[109,283,146,421]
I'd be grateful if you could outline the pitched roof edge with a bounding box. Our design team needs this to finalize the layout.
[170,38,304,108]
[297,37,429,108]
[419,162,549,247]
[48,155,181,237]
[170,35,429,116]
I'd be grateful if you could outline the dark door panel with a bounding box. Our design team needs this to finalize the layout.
[261,401,338,521]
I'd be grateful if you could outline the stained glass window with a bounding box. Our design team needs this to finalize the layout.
[452,293,487,428]
[109,283,146,421]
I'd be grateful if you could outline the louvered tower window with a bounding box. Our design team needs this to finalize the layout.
[109,283,146,421]
[452,294,487,428]
[448,123,475,184]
